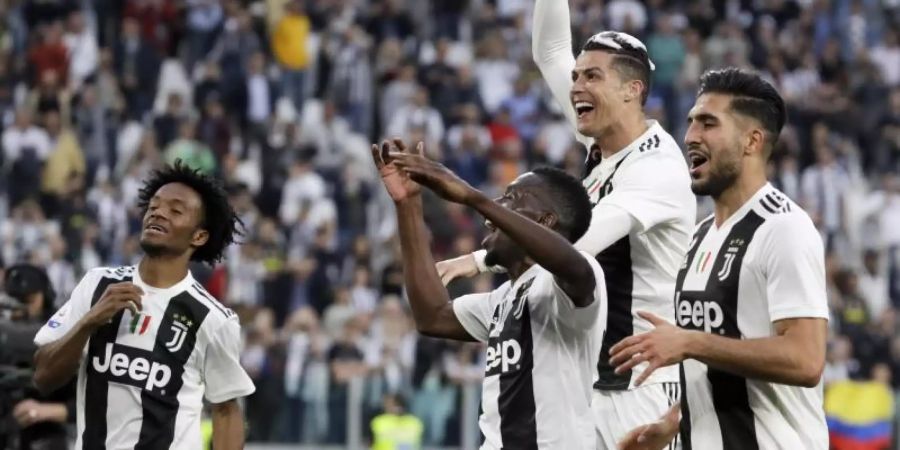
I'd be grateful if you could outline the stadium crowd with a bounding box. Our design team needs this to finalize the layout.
[0,0,899,447]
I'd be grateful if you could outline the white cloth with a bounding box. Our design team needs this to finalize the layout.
[279,171,327,226]
[1,126,51,163]
[64,29,99,88]
[592,383,681,450]
[453,252,606,450]
[247,74,271,123]
[678,184,829,450]
[34,266,255,450]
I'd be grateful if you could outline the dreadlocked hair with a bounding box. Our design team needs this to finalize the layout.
[136,160,243,264]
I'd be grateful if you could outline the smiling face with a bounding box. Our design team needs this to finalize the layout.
[684,93,746,197]
[482,173,557,267]
[140,182,209,259]
[570,51,637,137]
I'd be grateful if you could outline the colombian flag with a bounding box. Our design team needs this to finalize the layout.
[825,380,894,450]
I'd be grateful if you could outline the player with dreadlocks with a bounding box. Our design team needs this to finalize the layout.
[32,161,254,450]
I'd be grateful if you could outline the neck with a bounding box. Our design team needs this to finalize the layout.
[505,258,534,282]
[139,254,191,288]
[595,113,648,159]
[712,170,768,227]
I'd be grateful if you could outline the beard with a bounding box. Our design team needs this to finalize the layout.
[139,238,171,258]
[691,151,741,198]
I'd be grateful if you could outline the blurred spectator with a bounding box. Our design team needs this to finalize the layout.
[40,109,85,202]
[62,10,98,90]
[370,394,423,450]
[802,142,850,251]
[28,21,69,86]
[185,0,223,69]
[386,85,444,151]
[272,0,311,112]
[114,17,160,119]
[327,317,368,443]
[2,108,51,207]
[163,119,216,174]
[648,13,685,130]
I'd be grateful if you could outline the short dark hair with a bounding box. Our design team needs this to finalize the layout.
[698,68,787,154]
[582,38,652,105]
[531,167,592,243]
[137,161,243,264]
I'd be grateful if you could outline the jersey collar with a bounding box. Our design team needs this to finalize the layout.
[131,265,196,295]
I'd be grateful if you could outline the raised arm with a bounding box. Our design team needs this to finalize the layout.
[391,147,596,306]
[533,0,590,145]
[372,140,475,341]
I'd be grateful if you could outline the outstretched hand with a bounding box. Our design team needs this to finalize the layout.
[609,311,695,386]
[371,138,421,203]
[388,144,480,205]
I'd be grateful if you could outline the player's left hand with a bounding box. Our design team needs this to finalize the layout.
[389,144,480,205]
[13,399,46,427]
[610,311,696,386]
[618,404,680,450]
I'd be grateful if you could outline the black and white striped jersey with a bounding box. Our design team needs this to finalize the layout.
[675,184,829,450]
[452,251,607,450]
[582,120,696,390]
[34,266,255,450]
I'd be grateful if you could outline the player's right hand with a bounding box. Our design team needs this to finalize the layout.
[617,404,680,450]
[371,138,421,203]
[83,282,145,329]
[435,254,479,285]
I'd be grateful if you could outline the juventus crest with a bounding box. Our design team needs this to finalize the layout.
[165,313,194,353]
[717,238,746,281]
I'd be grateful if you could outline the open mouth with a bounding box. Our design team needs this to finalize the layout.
[575,101,595,119]
[145,224,167,234]
[688,151,708,175]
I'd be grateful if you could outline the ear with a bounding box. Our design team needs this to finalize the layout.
[191,228,210,249]
[745,128,766,157]
[538,212,558,230]
[623,79,644,103]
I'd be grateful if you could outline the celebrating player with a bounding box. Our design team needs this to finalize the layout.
[611,68,829,450]
[437,0,695,447]
[32,162,255,450]
[373,138,607,449]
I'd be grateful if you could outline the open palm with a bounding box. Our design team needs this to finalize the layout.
[371,139,421,202]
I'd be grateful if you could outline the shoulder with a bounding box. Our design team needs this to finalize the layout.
[91,266,137,281]
[753,189,816,235]
[619,136,689,184]
[751,195,822,255]
[186,281,238,326]
[80,266,136,290]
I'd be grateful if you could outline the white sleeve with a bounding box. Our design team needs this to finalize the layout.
[600,159,687,232]
[203,316,256,403]
[451,292,495,342]
[573,202,636,256]
[530,251,606,331]
[761,215,830,322]
[474,203,634,272]
[532,0,591,147]
[34,270,98,347]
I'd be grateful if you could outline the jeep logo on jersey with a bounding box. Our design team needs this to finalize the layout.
[485,339,522,375]
[91,343,172,392]
[677,296,725,334]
